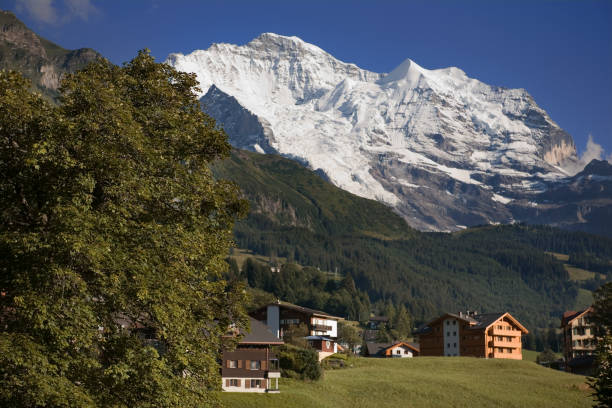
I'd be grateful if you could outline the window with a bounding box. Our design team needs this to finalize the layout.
[228,360,237,368]
[250,360,261,370]
[453,331,456,336]
[229,379,240,387]
[250,379,262,388]
[447,332,450,336]
[396,349,401,355]
[452,320,456,325]
[447,343,450,348]
[453,343,457,348]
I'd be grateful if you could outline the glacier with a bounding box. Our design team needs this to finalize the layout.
[166,33,590,231]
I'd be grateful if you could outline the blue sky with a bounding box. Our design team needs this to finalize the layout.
[6,0,612,160]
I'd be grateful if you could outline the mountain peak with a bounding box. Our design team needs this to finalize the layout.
[247,32,327,56]
[381,58,425,84]
[166,34,588,232]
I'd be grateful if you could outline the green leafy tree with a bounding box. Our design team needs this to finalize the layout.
[589,282,612,407]
[536,349,557,364]
[338,321,361,353]
[283,323,310,349]
[0,51,248,407]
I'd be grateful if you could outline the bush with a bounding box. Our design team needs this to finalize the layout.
[276,344,322,381]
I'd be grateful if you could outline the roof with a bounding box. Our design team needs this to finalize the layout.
[365,341,419,356]
[369,316,389,322]
[256,300,343,320]
[561,308,592,327]
[239,317,284,345]
[305,335,334,341]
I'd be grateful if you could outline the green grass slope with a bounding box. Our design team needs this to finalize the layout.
[220,357,592,408]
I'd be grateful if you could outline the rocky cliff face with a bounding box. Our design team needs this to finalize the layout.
[167,33,610,233]
[0,10,100,100]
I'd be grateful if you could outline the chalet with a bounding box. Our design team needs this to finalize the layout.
[416,311,528,359]
[251,300,342,358]
[561,307,597,375]
[222,317,283,393]
[364,341,419,358]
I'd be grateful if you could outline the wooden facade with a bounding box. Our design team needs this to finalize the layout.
[221,318,283,393]
[417,312,527,359]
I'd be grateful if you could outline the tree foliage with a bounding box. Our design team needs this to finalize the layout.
[589,283,612,407]
[337,322,361,353]
[0,52,247,407]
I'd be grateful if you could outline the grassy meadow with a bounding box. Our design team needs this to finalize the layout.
[219,357,592,408]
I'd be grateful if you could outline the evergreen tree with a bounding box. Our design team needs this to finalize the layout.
[589,282,612,407]
[393,304,412,340]
[0,52,248,407]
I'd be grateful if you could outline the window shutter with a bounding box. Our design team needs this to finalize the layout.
[237,379,241,387]
[225,379,229,387]
[246,360,250,369]
[260,380,266,389]
[226,360,230,368]
[261,360,267,370]
[238,360,242,368]
[245,380,250,389]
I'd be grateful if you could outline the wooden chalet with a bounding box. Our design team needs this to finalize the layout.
[416,311,528,359]
[364,341,419,358]
[222,317,283,393]
[251,300,342,359]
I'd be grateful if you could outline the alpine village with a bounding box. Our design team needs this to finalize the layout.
[1,4,611,408]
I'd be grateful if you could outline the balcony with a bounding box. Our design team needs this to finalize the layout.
[490,328,522,337]
[488,340,521,349]
[312,324,332,332]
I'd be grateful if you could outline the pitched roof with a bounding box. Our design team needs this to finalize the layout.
[239,317,284,345]
[467,312,506,330]
[365,341,419,356]
[561,308,592,327]
[256,300,343,320]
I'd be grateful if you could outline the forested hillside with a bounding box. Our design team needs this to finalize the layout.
[214,150,612,328]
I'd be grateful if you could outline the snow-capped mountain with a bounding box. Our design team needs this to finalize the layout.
[167,33,609,232]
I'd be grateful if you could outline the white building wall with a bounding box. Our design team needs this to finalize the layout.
[266,305,280,338]
[222,378,267,393]
[310,317,338,337]
[443,318,460,356]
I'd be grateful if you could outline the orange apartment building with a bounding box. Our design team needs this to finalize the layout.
[416,311,528,359]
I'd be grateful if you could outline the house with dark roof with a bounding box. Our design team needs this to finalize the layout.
[415,311,528,359]
[561,307,597,375]
[368,316,389,330]
[251,300,342,359]
[364,341,419,358]
[222,317,283,393]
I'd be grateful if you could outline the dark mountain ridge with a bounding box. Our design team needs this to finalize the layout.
[0,10,101,100]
